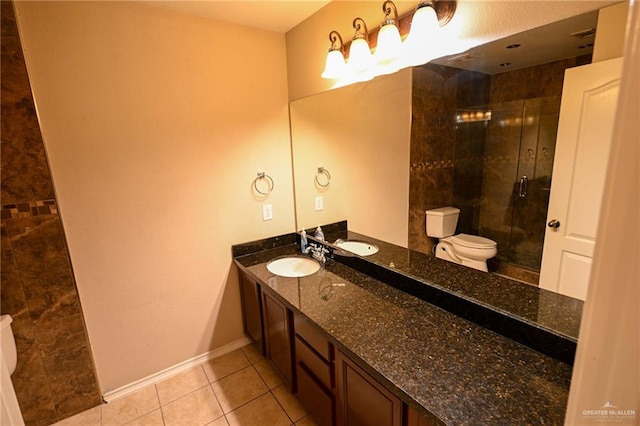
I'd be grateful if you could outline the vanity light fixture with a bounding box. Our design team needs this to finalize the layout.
[403,0,458,66]
[373,1,403,69]
[346,17,373,79]
[402,1,441,66]
[321,31,346,79]
[321,0,458,83]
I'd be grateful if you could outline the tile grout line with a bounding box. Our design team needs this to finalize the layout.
[153,382,166,426]
[249,360,304,425]
[269,386,296,426]
[211,361,274,418]
[208,384,228,426]
[203,353,269,423]
[204,363,227,426]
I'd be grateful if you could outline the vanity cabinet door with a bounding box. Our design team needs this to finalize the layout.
[262,291,294,389]
[297,361,335,426]
[336,351,402,426]
[239,273,264,355]
[406,406,441,426]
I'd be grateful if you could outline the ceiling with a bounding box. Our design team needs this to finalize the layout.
[143,0,330,33]
[434,10,599,75]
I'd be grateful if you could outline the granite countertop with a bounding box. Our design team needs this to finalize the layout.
[235,244,573,425]
[337,230,583,341]
[302,228,583,365]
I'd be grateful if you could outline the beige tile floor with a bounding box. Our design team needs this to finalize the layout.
[54,345,318,426]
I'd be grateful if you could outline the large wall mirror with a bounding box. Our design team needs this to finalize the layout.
[290,8,611,294]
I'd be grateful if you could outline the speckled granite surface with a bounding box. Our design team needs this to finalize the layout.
[235,244,573,425]
[321,230,582,364]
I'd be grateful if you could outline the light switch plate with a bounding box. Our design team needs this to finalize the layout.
[262,204,273,221]
[315,196,324,211]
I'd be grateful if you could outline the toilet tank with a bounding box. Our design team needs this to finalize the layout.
[426,207,460,238]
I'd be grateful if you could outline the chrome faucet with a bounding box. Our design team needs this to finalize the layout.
[304,243,330,265]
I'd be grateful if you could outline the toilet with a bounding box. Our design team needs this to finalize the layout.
[1,315,25,426]
[426,207,497,272]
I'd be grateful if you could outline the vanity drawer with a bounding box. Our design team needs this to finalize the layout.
[296,362,334,426]
[295,336,333,390]
[294,313,332,361]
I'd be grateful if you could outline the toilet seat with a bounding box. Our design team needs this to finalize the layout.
[438,234,498,271]
[449,233,497,249]
[425,207,498,272]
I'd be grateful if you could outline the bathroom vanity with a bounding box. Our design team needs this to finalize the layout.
[233,226,581,425]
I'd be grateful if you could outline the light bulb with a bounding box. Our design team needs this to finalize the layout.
[402,4,440,67]
[347,37,373,74]
[375,23,402,65]
[321,49,346,79]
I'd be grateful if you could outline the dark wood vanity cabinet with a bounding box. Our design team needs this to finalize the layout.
[294,313,336,426]
[239,272,294,389]
[336,350,402,426]
[239,273,264,354]
[239,271,433,426]
[406,407,441,426]
[261,290,294,389]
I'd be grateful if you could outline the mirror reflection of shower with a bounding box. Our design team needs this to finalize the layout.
[476,96,561,273]
[408,54,589,284]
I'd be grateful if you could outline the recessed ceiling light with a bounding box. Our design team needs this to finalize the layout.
[506,43,521,49]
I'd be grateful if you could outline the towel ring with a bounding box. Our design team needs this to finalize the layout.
[253,172,274,195]
[315,167,331,187]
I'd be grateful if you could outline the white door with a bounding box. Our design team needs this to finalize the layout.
[539,57,623,300]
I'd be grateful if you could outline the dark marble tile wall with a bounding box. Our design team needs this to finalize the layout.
[1,2,102,425]
[408,64,489,254]
[1,6,54,205]
[489,56,590,104]
[452,70,491,235]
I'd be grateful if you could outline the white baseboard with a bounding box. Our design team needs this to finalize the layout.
[102,337,252,403]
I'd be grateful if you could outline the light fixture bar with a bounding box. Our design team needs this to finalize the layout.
[339,0,456,60]
[321,0,457,81]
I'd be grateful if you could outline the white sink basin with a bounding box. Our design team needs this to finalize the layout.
[335,240,379,256]
[267,256,320,277]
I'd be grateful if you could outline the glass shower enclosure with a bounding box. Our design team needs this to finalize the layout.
[476,96,561,271]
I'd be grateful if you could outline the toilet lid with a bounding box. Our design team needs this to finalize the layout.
[450,234,497,249]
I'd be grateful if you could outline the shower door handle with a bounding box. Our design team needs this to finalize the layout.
[518,176,528,198]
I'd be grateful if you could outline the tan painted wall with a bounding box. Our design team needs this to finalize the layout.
[286,0,618,101]
[291,69,411,246]
[593,1,630,62]
[14,1,295,392]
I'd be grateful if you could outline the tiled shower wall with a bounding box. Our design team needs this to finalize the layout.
[409,56,590,282]
[408,63,490,254]
[1,2,102,425]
